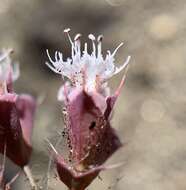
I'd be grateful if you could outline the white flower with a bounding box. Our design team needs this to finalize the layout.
[0,49,20,83]
[46,28,131,96]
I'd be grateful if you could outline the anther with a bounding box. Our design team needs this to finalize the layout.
[88,34,96,41]
[97,35,103,42]
[64,28,71,33]
[74,33,82,41]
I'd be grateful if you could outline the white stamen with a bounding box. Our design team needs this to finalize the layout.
[74,33,81,56]
[58,52,63,60]
[84,43,88,53]
[64,28,75,58]
[88,34,96,56]
[97,35,103,58]
[112,42,124,57]
[45,62,61,74]
[46,49,56,65]
[55,51,58,61]
[46,30,131,94]
[114,55,131,75]
[64,28,73,44]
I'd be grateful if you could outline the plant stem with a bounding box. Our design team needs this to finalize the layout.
[5,172,20,190]
[23,165,37,190]
[44,134,63,190]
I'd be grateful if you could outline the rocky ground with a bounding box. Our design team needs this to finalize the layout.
[0,0,186,189]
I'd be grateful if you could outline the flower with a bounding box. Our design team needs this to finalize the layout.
[0,49,36,168]
[46,29,130,190]
[46,28,130,94]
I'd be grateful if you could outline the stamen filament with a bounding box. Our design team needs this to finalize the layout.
[112,42,124,57]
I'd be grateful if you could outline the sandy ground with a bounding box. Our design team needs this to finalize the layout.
[0,0,186,189]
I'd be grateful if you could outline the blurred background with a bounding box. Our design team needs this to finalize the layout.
[1,0,186,189]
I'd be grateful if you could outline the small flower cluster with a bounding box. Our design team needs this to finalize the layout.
[46,29,130,190]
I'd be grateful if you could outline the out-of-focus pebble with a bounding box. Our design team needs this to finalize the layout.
[148,14,179,41]
[140,99,165,122]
